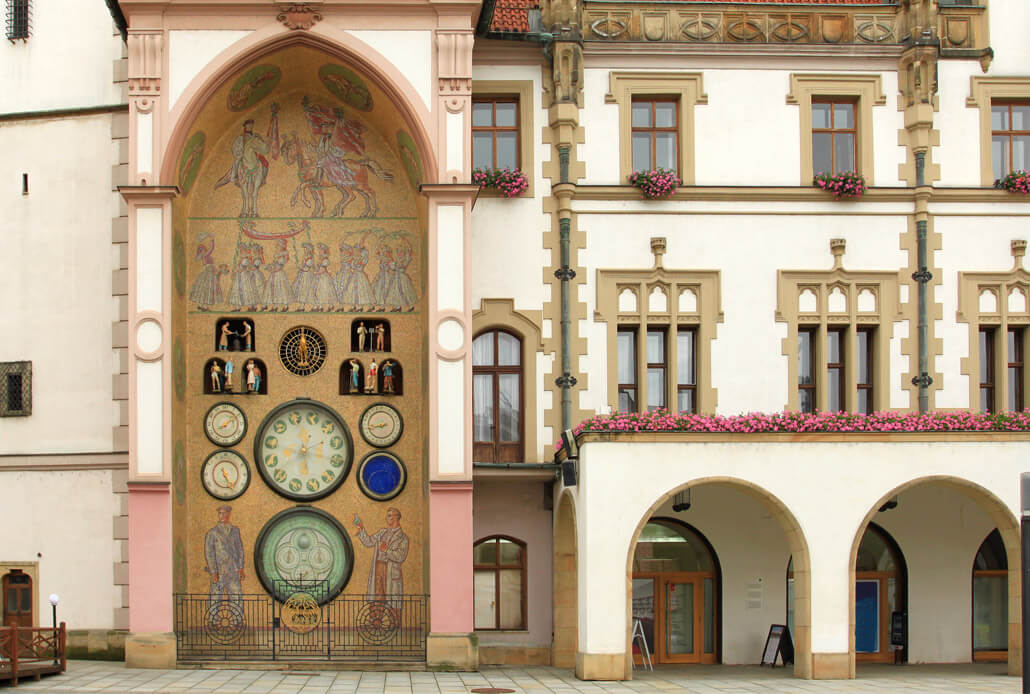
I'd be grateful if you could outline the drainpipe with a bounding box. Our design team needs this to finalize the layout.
[912,150,933,413]
[555,148,576,430]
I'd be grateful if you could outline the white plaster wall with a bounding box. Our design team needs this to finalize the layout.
[936,61,983,188]
[347,31,432,112]
[0,115,120,454]
[930,214,1030,409]
[473,480,554,648]
[574,208,910,415]
[168,31,253,111]
[572,439,1022,659]
[469,65,551,316]
[580,69,904,187]
[650,487,791,664]
[0,1,122,114]
[986,0,1030,76]
[0,470,119,629]
[874,484,996,663]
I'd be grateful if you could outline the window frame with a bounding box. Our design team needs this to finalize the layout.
[617,327,638,413]
[811,98,858,176]
[967,78,1030,187]
[1007,327,1023,411]
[991,101,1030,182]
[798,327,817,413]
[5,0,30,41]
[472,97,521,172]
[979,327,996,413]
[0,361,31,417]
[472,329,525,463]
[676,327,697,414]
[825,327,846,412]
[631,97,679,174]
[473,535,527,632]
[857,327,875,414]
[471,81,535,196]
[645,327,668,411]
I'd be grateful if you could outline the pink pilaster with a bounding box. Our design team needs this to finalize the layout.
[127,484,173,633]
[429,482,474,632]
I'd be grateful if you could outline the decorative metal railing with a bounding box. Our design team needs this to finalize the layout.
[0,623,66,686]
[174,594,427,661]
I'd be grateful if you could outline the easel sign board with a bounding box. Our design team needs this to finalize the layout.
[760,624,794,666]
[890,611,906,648]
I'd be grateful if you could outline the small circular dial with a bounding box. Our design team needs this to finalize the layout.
[204,402,247,447]
[201,450,251,500]
[356,452,407,501]
[279,326,326,376]
[254,399,353,501]
[359,403,403,448]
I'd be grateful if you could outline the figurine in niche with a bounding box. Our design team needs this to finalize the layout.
[239,321,253,351]
[209,362,224,393]
[219,322,234,351]
[356,321,368,352]
[224,359,235,392]
[348,359,361,393]
[374,323,386,351]
[365,358,378,394]
[381,360,395,394]
[245,360,262,393]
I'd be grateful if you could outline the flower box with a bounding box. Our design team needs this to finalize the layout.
[628,168,681,199]
[995,170,1030,194]
[472,167,528,198]
[814,171,867,199]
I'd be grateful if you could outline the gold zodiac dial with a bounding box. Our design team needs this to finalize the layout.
[201,450,251,500]
[359,403,403,448]
[279,326,326,376]
[204,402,247,447]
[255,399,352,501]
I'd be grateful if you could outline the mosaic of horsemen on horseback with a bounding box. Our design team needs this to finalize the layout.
[190,86,419,314]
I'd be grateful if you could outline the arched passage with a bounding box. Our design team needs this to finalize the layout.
[622,478,814,679]
[553,490,578,668]
[848,476,1020,676]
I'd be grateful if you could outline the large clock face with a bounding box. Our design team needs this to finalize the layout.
[254,399,353,501]
[254,507,354,604]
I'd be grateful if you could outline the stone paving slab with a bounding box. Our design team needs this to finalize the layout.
[7,662,1020,694]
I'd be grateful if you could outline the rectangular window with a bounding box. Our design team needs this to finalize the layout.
[617,328,637,413]
[812,99,857,175]
[646,328,666,411]
[631,98,678,173]
[5,0,29,41]
[677,328,696,414]
[980,328,995,413]
[472,98,519,171]
[991,102,1030,182]
[857,328,874,414]
[798,328,816,413]
[0,361,31,417]
[1008,328,1023,411]
[826,328,845,412]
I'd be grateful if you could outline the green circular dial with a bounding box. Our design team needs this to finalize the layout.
[254,507,353,604]
[254,399,353,501]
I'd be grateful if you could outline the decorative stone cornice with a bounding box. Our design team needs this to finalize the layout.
[127,30,162,96]
[277,4,323,31]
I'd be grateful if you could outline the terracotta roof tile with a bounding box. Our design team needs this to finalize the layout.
[490,0,540,33]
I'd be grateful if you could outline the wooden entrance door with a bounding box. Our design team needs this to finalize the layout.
[2,571,33,628]
[855,571,895,663]
[632,572,717,664]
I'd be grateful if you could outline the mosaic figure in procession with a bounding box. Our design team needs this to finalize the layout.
[190,235,223,310]
[205,505,245,603]
[214,103,280,218]
[312,243,338,311]
[354,507,408,603]
[262,238,293,311]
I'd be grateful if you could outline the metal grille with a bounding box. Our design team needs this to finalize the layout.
[0,361,31,417]
[5,0,29,41]
[174,593,427,662]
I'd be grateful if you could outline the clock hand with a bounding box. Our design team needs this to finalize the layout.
[370,422,387,430]
[282,446,295,459]
[312,441,324,459]
[220,469,233,487]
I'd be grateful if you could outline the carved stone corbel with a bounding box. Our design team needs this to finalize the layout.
[127,30,162,96]
[277,4,323,31]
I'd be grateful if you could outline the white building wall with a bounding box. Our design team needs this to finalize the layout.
[0,115,121,454]
[935,61,983,189]
[573,439,1020,661]
[575,207,910,415]
[986,0,1030,76]
[0,470,120,629]
[0,2,122,114]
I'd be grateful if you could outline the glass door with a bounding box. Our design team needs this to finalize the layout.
[630,572,716,664]
[664,579,695,661]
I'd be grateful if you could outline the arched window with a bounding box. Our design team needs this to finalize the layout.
[473,536,526,630]
[973,529,1008,661]
[472,330,523,462]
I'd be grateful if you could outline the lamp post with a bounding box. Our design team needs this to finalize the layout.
[1021,474,1030,693]
[48,594,59,665]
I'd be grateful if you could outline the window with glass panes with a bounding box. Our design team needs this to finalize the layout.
[473,536,526,631]
[991,102,1030,182]
[980,327,996,412]
[617,328,637,413]
[646,328,667,411]
[798,328,816,413]
[472,330,523,462]
[1008,328,1023,411]
[857,328,874,414]
[472,98,519,171]
[826,328,845,412]
[677,328,697,414]
[631,98,678,173]
[812,99,857,175]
